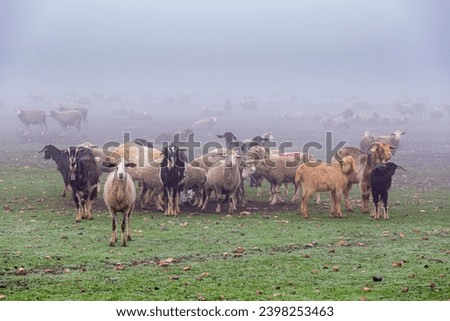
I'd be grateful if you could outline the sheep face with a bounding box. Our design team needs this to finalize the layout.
[113,161,137,181]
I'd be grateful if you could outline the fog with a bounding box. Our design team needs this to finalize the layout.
[2,0,449,100]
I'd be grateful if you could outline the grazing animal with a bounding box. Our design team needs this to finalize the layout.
[336,142,394,213]
[15,109,47,135]
[57,105,88,124]
[201,148,243,214]
[38,144,70,197]
[360,130,405,156]
[245,146,315,205]
[193,117,217,131]
[49,110,82,135]
[65,146,101,222]
[295,156,357,219]
[179,163,207,208]
[103,159,137,247]
[133,164,164,212]
[160,144,187,216]
[370,162,406,220]
[240,97,258,110]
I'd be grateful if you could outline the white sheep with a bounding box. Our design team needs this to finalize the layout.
[103,159,137,247]
[180,163,207,208]
[294,156,357,219]
[360,130,405,156]
[57,105,88,124]
[49,109,82,135]
[193,117,217,131]
[245,146,315,205]
[201,149,243,214]
[133,164,164,212]
[15,109,47,135]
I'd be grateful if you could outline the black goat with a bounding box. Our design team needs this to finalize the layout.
[370,162,406,220]
[65,146,101,222]
[39,144,70,197]
[160,144,187,216]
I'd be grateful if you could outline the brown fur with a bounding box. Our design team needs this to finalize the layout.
[294,156,357,219]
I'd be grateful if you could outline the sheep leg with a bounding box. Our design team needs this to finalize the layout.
[215,188,222,214]
[109,211,117,246]
[282,182,289,197]
[270,184,284,205]
[120,212,128,247]
[139,184,148,209]
[154,193,164,212]
[201,189,211,211]
[126,205,133,241]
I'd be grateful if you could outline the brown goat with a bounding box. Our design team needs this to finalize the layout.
[294,156,357,219]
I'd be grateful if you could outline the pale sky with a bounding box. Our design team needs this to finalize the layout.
[1,0,449,98]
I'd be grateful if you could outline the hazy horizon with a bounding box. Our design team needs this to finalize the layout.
[1,0,449,103]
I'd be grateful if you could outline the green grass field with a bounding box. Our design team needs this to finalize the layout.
[0,143,449,301]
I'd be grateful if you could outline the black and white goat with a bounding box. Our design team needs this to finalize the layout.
[66,146,101,222]
[370,162,406,220]
[160,144,187,216]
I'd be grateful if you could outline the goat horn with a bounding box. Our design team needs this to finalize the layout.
[397,165,407,172]
[367,142,380,151]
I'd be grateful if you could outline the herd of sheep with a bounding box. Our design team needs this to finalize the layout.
[34,125,408,246]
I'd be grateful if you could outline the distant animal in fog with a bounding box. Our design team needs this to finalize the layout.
[193,117,217,131]
[155,128,194,144]
[38,144,70,197]
[370,162,406,220]
[127,109,152,120]
[429,108,446,122]
[240,97,258,110]
[15,109,47,135]
[360,130,404,156]
[49,109,82,135]
[57,105,88,124]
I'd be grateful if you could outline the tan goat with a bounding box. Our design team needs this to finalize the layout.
[294,156,357,219]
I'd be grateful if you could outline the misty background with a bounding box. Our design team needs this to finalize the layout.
[2,0,449,98]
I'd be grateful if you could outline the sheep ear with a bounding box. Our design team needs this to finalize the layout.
[126,162,137,168]
[217,134,224,138]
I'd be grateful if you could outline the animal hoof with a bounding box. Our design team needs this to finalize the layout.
[109,243,115,247]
